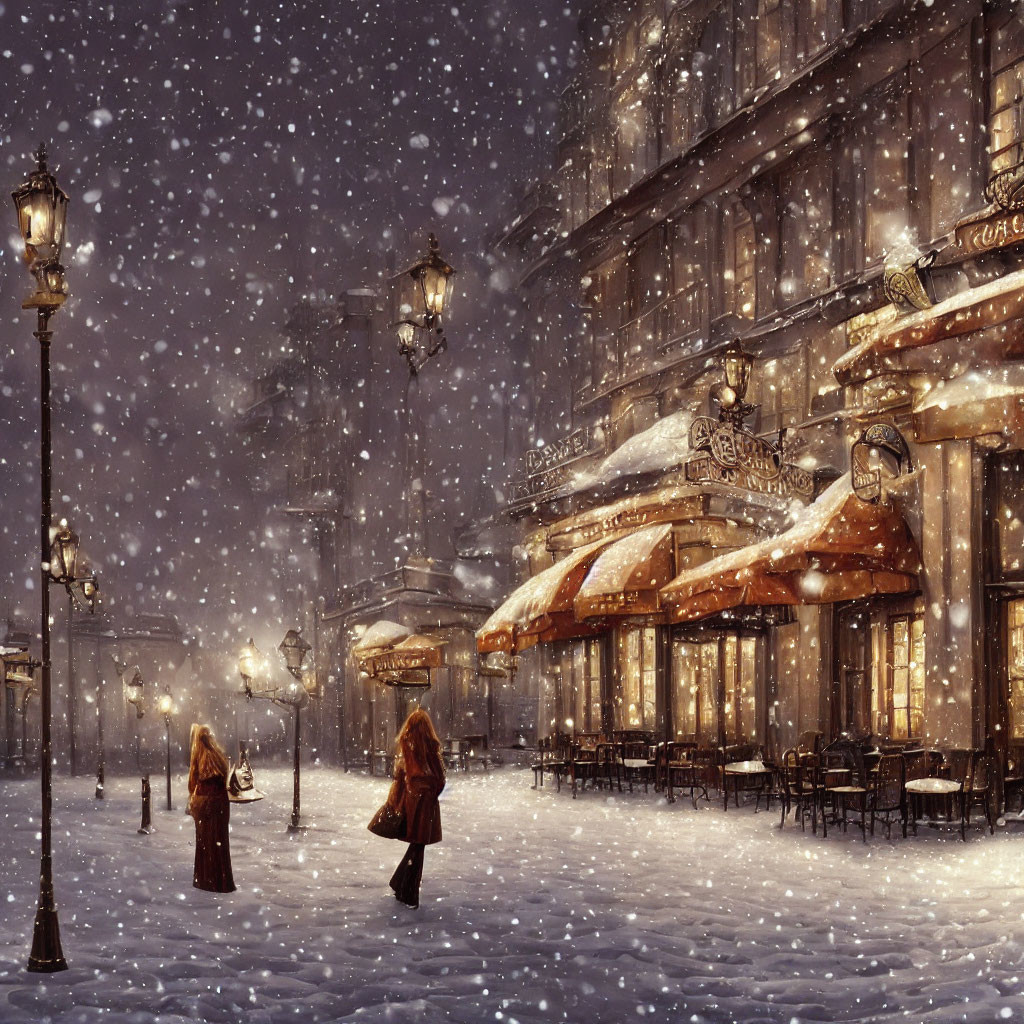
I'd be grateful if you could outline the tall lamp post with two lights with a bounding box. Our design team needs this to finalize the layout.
[238,630,314,833]
[389,234,455,560]
[48,520,99,776]
[12,143,70,974]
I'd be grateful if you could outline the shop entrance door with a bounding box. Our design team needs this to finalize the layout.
[670,632,761,747]
[833,605,871,738]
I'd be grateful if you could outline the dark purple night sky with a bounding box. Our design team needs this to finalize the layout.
[0,0,577,645]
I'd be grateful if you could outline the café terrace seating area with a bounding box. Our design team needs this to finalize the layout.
[531,730,1016,841]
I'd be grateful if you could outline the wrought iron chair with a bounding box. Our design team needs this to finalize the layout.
[620,740,654,794]
[820,747,869,840]
[869,753,905,840]
[778,749,821,833]
[964,751,997,835]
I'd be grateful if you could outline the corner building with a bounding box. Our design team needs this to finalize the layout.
[483,0,1024,765]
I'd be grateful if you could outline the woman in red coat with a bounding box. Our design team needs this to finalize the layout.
[187,724,235,893]
[388,707,445,908]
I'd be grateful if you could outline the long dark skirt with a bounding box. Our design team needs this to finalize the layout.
[389,843,424,907]
[192,780,235,893]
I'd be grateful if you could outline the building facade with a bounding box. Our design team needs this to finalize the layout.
[239,287,513,767]
[483,0,1024,764]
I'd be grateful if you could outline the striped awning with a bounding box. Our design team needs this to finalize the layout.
[659,476,920,623]
[573,523,675,620]
[476,536,616,653]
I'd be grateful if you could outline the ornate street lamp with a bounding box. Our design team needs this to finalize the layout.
[121,665,145,719]
[391,233,455,375]
[157,686,174,811]
[388,234,456,560]
[49,520,99,778]
[12,143,69,974]
[237,631,315,832]
[48,521,79,586]
[237,638,265,700]
[716,339,756,429]
[278,629,311,680]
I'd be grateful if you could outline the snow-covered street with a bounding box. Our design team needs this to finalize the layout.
[0,766,1021,1023]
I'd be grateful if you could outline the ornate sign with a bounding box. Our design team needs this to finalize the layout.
[525,426,593,476]
[851,423,912,503]
[685,417,814,500]
[955,208,1024,257]
[510,426,604,507]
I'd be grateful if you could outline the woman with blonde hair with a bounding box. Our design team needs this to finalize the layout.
[187,724,235,893]
[387,706,445,908]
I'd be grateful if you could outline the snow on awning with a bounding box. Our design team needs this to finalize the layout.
[911,365,1024,442]
[353,620,411,656]
[476,536,617,654]
[834,269,1024,385]
[659,475,920,623]
[357,634,446,678]
[573,523,675,620]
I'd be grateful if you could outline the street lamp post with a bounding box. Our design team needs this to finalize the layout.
[117,660,146,769]
[48,520,99,778]
[714,338,756,429]
[238,633,314,833]
[389,234,455,561]
[12,143,69,974]
[157,687,174,811]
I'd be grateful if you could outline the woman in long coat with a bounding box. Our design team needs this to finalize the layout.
[187,724,236,893]
[388,707,445,908]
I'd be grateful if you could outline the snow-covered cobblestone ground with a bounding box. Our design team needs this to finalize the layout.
[0,766,1022,1023]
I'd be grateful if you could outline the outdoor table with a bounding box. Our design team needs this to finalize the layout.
[723,759,773,811]
[905,776,965,840]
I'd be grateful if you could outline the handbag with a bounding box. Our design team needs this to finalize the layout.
[227,752,264,803]
[367,801,406,840]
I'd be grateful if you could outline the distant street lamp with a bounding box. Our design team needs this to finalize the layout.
[715,339,756,429]
[48,520,100,777]
[157,686,174,811]
[237,631,314,832]
[116,660,146,769]
[388,233,456,560]
[391,233,455,375]
[12,142,70,974]
[278,629,312,680]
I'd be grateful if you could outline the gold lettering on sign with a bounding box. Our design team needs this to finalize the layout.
[686,418,814,501]
[956,209,1024,256]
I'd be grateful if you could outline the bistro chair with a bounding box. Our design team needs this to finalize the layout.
[664,741,702,806]
[620,740,654,794]
[869,753,906,840]
[778,749,820,833]
[461,734,491,771]
[820,747,868,840]
[570,738,600,799]
[1002,744,1024,815]
[691,744,724,799]
[532,735,569,791]
[796,731,822,756]
[596,741,623,793]
[964,752,998,834]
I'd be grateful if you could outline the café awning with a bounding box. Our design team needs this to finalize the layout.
[356,626,446,679]
[660,476,920,623]
[476,536,616,654]
[573,523,674,620]
[834,269,1024,386]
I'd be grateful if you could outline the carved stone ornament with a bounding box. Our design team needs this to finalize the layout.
[985,162,1024,213]
[851,423,912,503]
[881,251,936,316]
